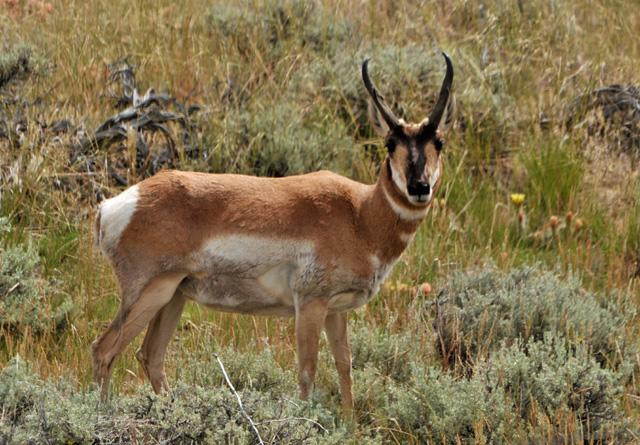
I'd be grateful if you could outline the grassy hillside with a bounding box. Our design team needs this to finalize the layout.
[1,0,640,442]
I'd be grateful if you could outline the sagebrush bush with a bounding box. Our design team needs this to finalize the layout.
[290,42,515,148]
[0,43,48,88]
[482,334,632,439]
[0,242,72,332]
[290,44,454,137]
[208,101,356,176]
[432,263,637,372]
[177,345,296,394]
[378,332,633,444]
[0,356,99,444]
[350,325,415,382]
[207,0,353,62]
[0,356,349,444]
[367,263,639,442]
[383,364,507,443]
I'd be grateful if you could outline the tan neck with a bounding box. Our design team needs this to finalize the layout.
[359,158,427,263]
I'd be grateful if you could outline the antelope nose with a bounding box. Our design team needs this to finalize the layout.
[407,181,430,197]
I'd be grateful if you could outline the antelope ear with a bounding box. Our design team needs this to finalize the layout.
[419,94,456,136]
[367,97,390,137]
[439,93,456,134]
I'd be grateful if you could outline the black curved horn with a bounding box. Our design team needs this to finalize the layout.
[427,52,454,129]
[362,58,400,131]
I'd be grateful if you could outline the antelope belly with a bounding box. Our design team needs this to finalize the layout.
[179,263,296,316]
[328,290,372,312]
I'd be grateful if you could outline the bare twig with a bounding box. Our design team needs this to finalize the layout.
[214,353,265,445]
[2,282,20,299]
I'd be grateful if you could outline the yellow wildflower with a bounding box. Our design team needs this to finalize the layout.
[510,193,525,206]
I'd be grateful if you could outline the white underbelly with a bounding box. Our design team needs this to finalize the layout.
[178,235,397,316]
[327,259,392,312]
[178,262,295,315]
[328,290,372,312]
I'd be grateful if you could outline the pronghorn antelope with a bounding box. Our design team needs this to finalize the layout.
[92,53,453,416]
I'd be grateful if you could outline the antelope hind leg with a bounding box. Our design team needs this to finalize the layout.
[136,289,186,393]
[92,272,186,399]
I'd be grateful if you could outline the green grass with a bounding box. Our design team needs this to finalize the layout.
[1,0,640,442]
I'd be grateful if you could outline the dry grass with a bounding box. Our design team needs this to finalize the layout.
[1,0,640,442]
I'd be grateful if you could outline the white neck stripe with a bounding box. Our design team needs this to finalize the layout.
[381,182,427,221]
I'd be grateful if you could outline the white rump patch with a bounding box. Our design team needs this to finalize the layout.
[98,184,140,251]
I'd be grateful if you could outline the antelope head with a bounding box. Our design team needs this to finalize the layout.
[363,53,454,206]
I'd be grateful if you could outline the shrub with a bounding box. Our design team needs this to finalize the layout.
[291,44,457,138]
[350,325,415,382]
[0,43,48,89]
[206,0,353,62]
[482,334,632,440]
[361,263,638,442]
[379,332,633,444]
[208,101,356,177]
[177,345,296,394]
[432,263,637,372]
[0,242,73,332]
[0,355,348,444]
[383,364,507,444]
[118,382,345,444]
[0,356,99,444]
[290,42,515,151]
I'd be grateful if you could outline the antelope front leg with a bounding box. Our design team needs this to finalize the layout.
[295,297,329,401]
[324,311,353,418]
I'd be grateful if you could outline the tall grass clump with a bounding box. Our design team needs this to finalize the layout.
[520,137,584,216]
